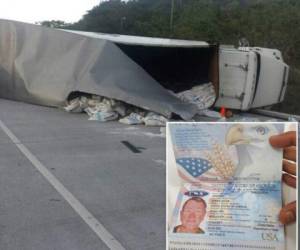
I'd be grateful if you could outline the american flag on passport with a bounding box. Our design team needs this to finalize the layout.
[176,157,218,183]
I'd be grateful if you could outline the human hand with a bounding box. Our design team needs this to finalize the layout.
[269,131,297,225]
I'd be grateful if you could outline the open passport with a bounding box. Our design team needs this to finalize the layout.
[167,123,286,250]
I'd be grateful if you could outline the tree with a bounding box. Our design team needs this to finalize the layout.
[36,20,71,28]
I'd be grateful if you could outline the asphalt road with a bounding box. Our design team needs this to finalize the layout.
[0,98,166,250]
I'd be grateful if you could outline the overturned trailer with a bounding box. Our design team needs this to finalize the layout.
[0,19,289,120]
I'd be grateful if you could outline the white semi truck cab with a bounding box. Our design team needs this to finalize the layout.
[215,46,289,110]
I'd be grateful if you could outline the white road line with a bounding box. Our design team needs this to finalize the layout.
[0,119,125,250]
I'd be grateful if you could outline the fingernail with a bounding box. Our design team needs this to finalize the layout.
[269,136,276,145]
[285,211,296,224]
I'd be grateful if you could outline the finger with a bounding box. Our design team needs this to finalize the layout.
[282,173,296,188]
[283,146,296,162]
[269,131,296,148]
[279,201,296,225]
[282,159,296,176]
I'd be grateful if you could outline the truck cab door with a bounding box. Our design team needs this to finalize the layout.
[215,47,258,110]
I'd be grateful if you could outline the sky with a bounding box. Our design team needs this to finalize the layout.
[0,0,102,24]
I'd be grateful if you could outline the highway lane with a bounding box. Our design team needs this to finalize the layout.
[0,98,166,250]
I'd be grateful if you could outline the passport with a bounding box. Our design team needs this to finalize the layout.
[168,122,286,250]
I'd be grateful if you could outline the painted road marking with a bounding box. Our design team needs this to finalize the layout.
[121,140,146,153]
[0,119,125,250]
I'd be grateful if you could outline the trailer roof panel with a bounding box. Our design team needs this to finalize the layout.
[62,30,211,47]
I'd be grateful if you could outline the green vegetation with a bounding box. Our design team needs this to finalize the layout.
[35,20,71,28]
[41,0,300,114]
